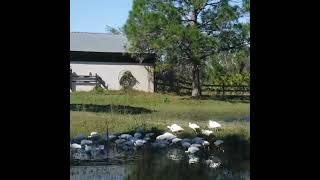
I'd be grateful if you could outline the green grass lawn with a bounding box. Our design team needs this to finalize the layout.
[70,90,250,141]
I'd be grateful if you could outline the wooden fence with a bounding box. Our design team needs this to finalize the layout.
[155,79,250,96]
[71,73,108,91]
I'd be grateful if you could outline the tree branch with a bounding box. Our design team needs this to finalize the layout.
[197,0,221,14]
[217,42,246,53]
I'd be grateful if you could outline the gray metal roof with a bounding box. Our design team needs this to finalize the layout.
[70,32,129,53]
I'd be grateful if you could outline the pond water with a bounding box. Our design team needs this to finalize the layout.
[70,144,249,180]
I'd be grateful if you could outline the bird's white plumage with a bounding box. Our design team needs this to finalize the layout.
[190,143,202,148]
[90,132,98,136]
[81,140,93,145]
[156,132,176,141]
[171,138,182,144]
[201,129,213,136]
[202,140,210,146]
[214,140,224,146]
[85,145,92,152]
[134,139,146,146]
[167,124,184,132]
[97,145,104,150]
[208,120,221,129]
[134,132,142,139]
[189,122,200,131]
[70,143,81,149]
[119,134,133,140]
[185,146,200,154]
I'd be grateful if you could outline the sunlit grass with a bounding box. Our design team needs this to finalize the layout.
[70,90,250,140]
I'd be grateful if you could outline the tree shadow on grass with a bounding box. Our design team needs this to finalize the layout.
[70,104,154,114]
[181,95,250,103]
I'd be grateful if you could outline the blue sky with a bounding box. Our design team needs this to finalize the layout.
[71,0,133,33]
[71,0,249,33]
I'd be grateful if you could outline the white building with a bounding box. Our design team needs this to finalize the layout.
[70,32,155,92]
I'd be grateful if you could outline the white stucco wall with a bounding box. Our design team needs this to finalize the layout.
[70,61,154,92]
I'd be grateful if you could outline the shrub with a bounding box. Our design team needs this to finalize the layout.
[119,71,139,90]
[92,86,105,94]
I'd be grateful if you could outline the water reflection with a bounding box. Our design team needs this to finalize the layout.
[71,146,249,180]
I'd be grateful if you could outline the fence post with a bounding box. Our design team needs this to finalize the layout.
[176,78,180,95]
[70,69,72,92]
[95,73,98,88]
[242,86,245,96]
[222,83,225,98]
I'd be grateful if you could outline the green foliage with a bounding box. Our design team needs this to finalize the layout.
[119,71,139,90]
[124,0,250,96]
[91,86,106,94]
[105,25,124,35]
[243,0,250,12]
[213,72,249,86]
[202,44,250,85]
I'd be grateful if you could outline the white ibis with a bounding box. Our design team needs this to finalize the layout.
[70,143,81,149]
[80,140,93,145]
[202,140,210,150]
[214,140,224,146]
[185,146,200,154]
[156,132,176,141]
[189,122,200,132]
[171,138,182,144]
[88,132,98,138]
[90,132,98,136]
[134,139,146,147]
[208,120,221,129]
[119,134,133,140]
[202,140,210,146]
[190,143,202,148]
[201,129,213,136]
[84,145,92,152]
[167,124,184,133]
[134,132,142,139]
[97,145,104,150]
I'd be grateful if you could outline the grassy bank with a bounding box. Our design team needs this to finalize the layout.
[70,90,250,141]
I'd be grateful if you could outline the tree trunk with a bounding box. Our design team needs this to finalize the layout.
[192,64,201,97]
[190,10,201,97]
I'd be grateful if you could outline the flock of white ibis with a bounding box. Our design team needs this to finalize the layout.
[70,120,224,168]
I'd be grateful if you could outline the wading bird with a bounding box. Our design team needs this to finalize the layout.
[167,124,184,133]
[189,122,200,132]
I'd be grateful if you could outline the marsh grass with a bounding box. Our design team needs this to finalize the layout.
[70,90,250,141]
